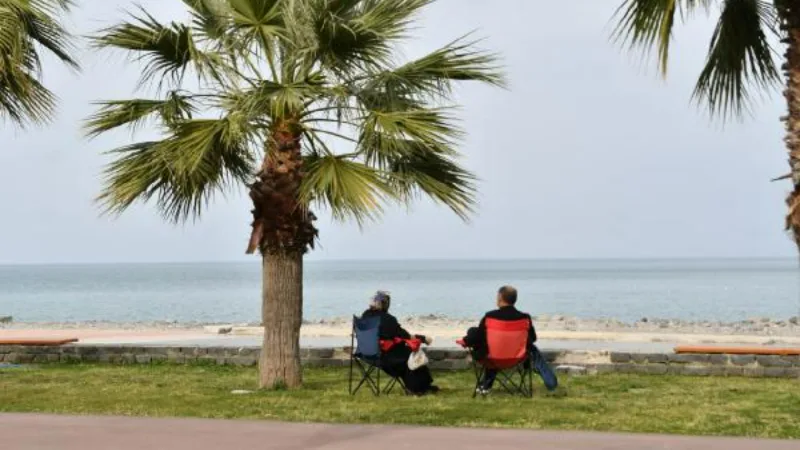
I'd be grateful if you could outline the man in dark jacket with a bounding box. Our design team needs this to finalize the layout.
[462,285,537,394]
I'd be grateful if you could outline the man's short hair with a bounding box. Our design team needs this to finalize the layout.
[498,285,518,305]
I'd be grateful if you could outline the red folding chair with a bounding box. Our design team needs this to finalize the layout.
[470,318,533,398]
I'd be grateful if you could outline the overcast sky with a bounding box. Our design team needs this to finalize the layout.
[0,0,794,264]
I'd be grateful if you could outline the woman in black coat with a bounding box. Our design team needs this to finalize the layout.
[361,291,438,395]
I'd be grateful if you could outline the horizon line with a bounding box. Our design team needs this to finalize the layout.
[0,256,797,267]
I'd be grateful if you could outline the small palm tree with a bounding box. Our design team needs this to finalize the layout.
[87,0,504,388]
[0,0,78,126]
[612,0,800,249]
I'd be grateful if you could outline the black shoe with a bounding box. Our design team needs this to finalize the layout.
[428,385,440,394]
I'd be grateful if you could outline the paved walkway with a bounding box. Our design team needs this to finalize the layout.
[1,414,796,450]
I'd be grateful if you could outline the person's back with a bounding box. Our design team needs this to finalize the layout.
[463,285,537,394]
[480,304,536,348]
[361,307,411,341]
[464,286,536,358]
[359,291,437,395]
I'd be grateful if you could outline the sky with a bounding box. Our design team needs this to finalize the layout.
[0,0,795,264]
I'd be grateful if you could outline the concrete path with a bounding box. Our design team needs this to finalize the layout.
[1,414,796,450]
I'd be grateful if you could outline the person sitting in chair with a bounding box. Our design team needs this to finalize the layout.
[361,291,438,395]
[462,285,537,395]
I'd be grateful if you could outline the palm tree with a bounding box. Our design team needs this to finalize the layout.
[612,1,800,248]
[87,0,504,388]
[0,0,78,126]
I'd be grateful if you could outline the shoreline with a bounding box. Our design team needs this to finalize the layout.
[3,315,799,342]
[3,314,800,331]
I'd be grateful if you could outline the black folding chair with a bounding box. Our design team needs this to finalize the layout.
[348,315,406,396]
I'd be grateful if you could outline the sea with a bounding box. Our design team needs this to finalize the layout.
[0,259,798,324]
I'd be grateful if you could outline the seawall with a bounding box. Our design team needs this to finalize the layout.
[2,345,800,378]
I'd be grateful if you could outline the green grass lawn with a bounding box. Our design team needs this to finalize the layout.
[1,364,799,438]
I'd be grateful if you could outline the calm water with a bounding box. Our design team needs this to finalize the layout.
[0,259,798,323]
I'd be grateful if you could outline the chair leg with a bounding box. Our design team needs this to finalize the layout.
[348,355,354,395]
[492,364,532,397]
[349,329,355,395]
[527,366,534,398]
[495,370,518,395]
[383,376,398,395]
[472,359,534,399]
[520,369,531,398]
[396,377,408,395]
[351,367,371,395]
[369,366,380,396]
[376,364,381,397]
[352,361,380,396]
[520,365,532,398]
[472,364,485,398]
[383,377,392,394]
[520,367,529,397]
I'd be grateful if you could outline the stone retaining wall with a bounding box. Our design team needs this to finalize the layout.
[1,345,799,378]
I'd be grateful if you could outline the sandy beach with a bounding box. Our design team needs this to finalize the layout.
[3,315,800,349]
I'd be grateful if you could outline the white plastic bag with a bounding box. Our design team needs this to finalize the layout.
[408,349,429,370]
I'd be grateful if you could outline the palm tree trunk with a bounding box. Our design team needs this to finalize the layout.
[780,1,800,251]
[247,120,317,389]
[259,251,303,388]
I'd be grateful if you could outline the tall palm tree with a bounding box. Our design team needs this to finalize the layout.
[87,0,504,388]
[0,0,78,126]
[612,1,800,248]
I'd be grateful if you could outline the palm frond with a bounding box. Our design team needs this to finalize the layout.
[360,107,462,154]
[0,66,55,124]
[355,89,422,115]
[613,0,712,75]
[0,0,77,126]
[162,116,257,182]
[24,1,78,67]
[365,36,505,99]
[297,82,364,125]
[357,131,453,170]
[227,0,284,64]
[25,0,74,15]
[300,152,393,224]
[183,0,231,40]
[293,0,432,75]
[91,8,224,87]
[98,116,256,223]
[352,0,432,38]
[228,73,328,119]
[355,101,475,220]
[97,140,169,214]
[385,144,476,220]
[85,92,197,138]
[692,0,780,118]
